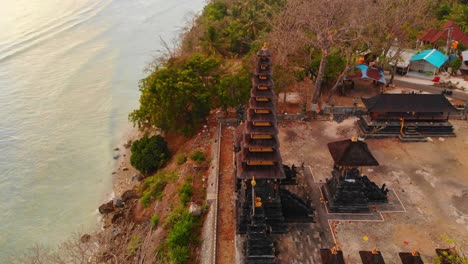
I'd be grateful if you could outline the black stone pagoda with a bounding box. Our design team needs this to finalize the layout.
[321,138,388,213]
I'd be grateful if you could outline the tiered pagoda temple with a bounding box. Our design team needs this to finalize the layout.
[358,93,459,141]
[321,138,388,213]
[235,46,285,264]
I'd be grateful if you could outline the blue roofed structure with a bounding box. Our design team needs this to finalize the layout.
[408,49,448,78]
[344,64,386,84]
[410,49,448,68]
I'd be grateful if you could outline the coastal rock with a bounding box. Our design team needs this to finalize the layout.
[99,200,114,214]
[111,210,125,224]
[122,167,129,171]
[189,202,202,216]
[80,234,91,243]
[122,190,139,202]
[124,140,132,149]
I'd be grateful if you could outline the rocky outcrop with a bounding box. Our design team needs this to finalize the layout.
[122,189,139,202]
[99,200,115,214]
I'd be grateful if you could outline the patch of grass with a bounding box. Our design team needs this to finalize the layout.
[150,214,160,229]
[127,235,142,256]
[165,205,187,228]
[189,150,205,164]
[178,181,193,206]
[139,171,178,207]
[159,204,203,264]
[176,153,188,165]
[166,210,200,264]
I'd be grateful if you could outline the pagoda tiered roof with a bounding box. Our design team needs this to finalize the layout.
[236,46,285,180]
[361,94,458,113]
[327,139,379,167]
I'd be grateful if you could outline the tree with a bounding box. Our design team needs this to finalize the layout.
[130,135,170,175]
[270,0,368,112]
[364,0,433,86]
[129,54,221,135]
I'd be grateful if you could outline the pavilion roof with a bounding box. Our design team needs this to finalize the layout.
[327,139,379,167]
[361,94,459,113]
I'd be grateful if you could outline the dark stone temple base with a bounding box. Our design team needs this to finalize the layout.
[320,249,345,264]
[321,184,370,213]
[280,189,314,223]
[321,168,388,213]
[358,116,455,139]
[359,251,386,264]
[399,252,424,264]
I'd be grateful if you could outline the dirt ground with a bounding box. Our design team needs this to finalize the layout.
[278,119,468,263]
[216,126,236,264]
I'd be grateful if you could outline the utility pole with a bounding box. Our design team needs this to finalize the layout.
[445,26,453,55]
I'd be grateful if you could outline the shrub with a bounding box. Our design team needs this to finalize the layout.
[165,205,187,228]
[127,235,142,256]
[176,154,187,165]
[130,134,170,175]
[189,150,205,164]
[178,182,194,206]
[166,211,196,264]
[449,57,462,74]
[150,214,160,228]
[139,171,177,207]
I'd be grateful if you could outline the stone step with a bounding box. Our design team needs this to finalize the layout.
[398,134,428,142]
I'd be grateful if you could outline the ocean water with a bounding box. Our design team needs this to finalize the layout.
[0,0,206,259]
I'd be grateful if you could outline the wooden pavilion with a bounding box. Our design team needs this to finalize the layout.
[358,93,459,141]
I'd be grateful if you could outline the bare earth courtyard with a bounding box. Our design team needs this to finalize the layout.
[277,118,468,263]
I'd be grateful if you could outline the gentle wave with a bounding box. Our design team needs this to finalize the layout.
[0,0,112,62]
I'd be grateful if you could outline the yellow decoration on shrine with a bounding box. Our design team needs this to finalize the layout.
[363,235,369,241]
[255,197,262,207]
[251,176,256,187]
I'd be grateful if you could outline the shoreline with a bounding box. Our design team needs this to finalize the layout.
[110,125,142,201]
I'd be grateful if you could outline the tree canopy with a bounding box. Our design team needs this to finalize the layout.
[130,134,170,175]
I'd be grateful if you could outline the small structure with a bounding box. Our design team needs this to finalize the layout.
[419,21,468,50]
[358,93,459,141]
[320,247,345,264]
[460,50,468,75]
[408,49,448,78]
[399,250,424,264]
[386,46,418,75]
[359,248,386,264]
[321,138,388,213]
[345,64,386,84]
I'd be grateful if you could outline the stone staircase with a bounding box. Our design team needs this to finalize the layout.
[399,126,428,142]
[245,207,279,264]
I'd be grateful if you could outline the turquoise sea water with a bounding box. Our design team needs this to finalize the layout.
[0,0,206,259]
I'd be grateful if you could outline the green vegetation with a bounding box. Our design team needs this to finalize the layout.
[434,235,468,264]
[150,214,160,229]
[449,57,463,74]
[158,206,202,264]
[189,150,206,164]
[130,134,170,175]
[130,0,286,135]
[140,171,177,207]
[178,180,194,206]
[176,153,187,165]
[434,1,468,33]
